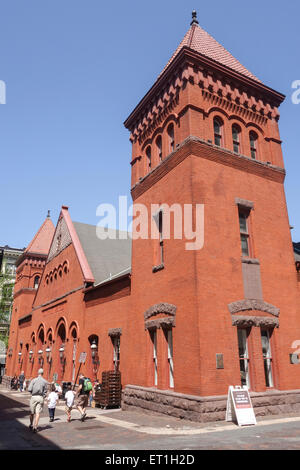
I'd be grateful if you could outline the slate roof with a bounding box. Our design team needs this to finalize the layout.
[73,222,132,286]
[160,21,261,83]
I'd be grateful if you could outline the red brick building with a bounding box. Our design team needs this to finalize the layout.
[5,13,300,421]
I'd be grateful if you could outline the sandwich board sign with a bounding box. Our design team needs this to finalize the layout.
[226,386,256,426]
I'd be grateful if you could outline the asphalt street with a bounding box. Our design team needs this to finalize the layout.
[1,385,300,452]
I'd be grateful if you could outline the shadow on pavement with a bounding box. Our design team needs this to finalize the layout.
[0,392,61,450]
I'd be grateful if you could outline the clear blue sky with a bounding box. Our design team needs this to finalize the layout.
[0,0,299,248]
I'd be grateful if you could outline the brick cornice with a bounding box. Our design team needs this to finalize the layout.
[124,47,285,142]
[131,136,285,200]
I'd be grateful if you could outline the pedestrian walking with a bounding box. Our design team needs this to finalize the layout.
[75,373,92,421]
[89,378,100,407]
[27,368,48,433]
[64,384,75,422]
[11,374,18,390]
[19,371,25,392]
[47,383,59,422]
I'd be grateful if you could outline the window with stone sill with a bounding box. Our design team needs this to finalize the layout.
[238,208,251,258]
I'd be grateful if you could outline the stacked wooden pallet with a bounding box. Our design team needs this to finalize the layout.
[97,370,121,408]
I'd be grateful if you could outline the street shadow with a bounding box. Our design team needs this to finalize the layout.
[0,391,61,450]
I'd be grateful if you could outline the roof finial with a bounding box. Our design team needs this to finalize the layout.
[190,10,199,26]
[47,210,51,219]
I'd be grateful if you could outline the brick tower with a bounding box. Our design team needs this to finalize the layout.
[123,11,300,411]
[5,213,55,380]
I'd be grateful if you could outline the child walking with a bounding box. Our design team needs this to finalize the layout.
[64,384,75,422]
[47,383,59,422]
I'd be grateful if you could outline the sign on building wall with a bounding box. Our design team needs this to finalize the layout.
[226,386,257,426]
[79,352,87,364]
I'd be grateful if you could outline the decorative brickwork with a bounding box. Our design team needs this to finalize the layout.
[47,216,72,263]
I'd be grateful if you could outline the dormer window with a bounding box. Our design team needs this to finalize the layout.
[249,131,258,159]
[214,117,223,147]
[232,125,241,154]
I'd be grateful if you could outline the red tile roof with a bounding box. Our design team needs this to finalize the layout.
[160,23,261,83]
[25,216,55,255]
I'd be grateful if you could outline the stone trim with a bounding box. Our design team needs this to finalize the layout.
[241,257,260,265]
[235,197,254,210]
[145,317,175,331]
[231,315,279,328]
[122,385,300,423]
[144,303,177,321]
[108,328,122,338]
[228,299,280,317]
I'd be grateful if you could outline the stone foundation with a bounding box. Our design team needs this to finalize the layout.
[122,385,300,423]
[1,375,12,388]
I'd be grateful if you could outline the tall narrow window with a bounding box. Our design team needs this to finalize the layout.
[232,125,241,154]
[237,329,250,388]
[167,329,174,388]
[151,330,158,386]
[113,336,120,371]
[156,135,162,162]
[239,208,250,257]
[214,117,223,147]
[261,329,273,388]
[146,146,152,170]
[167,124,175,153]
[159,210,164,264]
[249,131,258,159]
[34,276,40,289]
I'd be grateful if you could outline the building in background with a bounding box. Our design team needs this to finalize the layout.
[0,245,24,377]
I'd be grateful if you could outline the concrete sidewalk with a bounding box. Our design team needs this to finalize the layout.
[3,384,300,435]
[2,385,300,450]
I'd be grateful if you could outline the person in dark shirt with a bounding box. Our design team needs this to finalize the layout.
[19,371,25,392]
[75,373,90,421]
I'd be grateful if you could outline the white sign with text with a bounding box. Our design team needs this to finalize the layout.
[226,386,257,426]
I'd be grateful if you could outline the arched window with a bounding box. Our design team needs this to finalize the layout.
[249,131,258,159]
[232,125,241,154]
[167,124,175,153]
[214,117,223,147]
[34,275,40,289]
[146,146,152,170]
[156,135,162,162]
